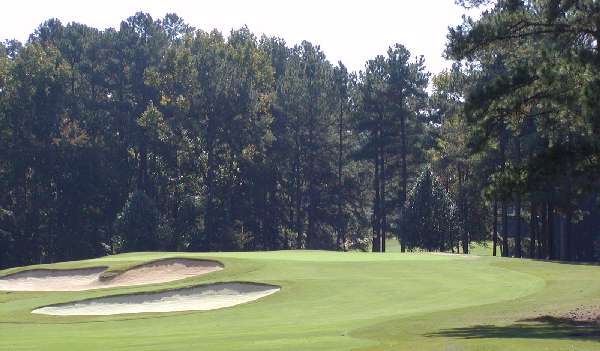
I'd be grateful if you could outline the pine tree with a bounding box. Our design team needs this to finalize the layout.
[402,168,459,252]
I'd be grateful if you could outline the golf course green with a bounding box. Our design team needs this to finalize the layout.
[1,250,599,350]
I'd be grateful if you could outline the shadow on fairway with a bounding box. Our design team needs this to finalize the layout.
[427,316,600,341]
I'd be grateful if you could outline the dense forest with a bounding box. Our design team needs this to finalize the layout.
[0,0,599,268]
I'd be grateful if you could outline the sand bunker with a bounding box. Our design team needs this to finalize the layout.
[32,283,280,316]
[0,258,222,292]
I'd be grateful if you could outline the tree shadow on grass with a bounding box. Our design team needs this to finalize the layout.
[426,316,600,341]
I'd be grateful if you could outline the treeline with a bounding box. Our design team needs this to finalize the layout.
[441,0,600,260]
[0,12,442,268]
[1,3,599,268]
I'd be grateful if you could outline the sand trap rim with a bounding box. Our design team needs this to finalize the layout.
[0,266,109,280]
[31,281,282,314]
[0,257,225,281]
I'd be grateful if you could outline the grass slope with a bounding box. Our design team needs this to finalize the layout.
[1,251,599,350]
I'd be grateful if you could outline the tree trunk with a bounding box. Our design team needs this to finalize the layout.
[294,152,302,249]
[499,117,508,257]
[560,208,573,262]
[458,165,469,254]
[501,200,509,257]
[529,201,536,259]
[548,201,555,260]
[306,115,316,249]
[380,158,386,253]
[379,122,386,253]
[492,200,498,256]
[400,108,408,224]
[541,201,548,258]
[336,94,344,250]
[566,208,574,261]
[514,136,522,258]
[372,146,381,252]
[515,194,522,258]
[559,212,569,261]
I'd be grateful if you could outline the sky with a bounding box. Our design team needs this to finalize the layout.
[0,0,477,75]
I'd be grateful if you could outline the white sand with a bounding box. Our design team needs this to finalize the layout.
[32,283,280,316]
[0,259,222,292]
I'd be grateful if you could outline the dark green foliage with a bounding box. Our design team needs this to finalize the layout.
[354,45,430,252]
[429,64,492,254]
[402,168,459,252]
[0,13,375,267]
[172,196,203,251]
[0,209,16,267]
[443,0,600,259]
[114,191,160,252]
[2,5,599,266]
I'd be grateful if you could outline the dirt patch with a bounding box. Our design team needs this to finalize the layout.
[0,258,222,292]
[559,306,600,324]
[32,282,280,316]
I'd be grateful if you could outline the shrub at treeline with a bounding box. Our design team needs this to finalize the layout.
[0,2,599,268]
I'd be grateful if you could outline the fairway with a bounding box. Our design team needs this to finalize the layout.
[2,251,600,350]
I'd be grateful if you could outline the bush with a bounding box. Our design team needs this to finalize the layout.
[402,168,459,251]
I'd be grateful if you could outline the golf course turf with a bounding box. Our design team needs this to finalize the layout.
[1,250,600,350]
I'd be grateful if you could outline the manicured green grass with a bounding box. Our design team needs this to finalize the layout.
[1,250,600,350]
[470,240,493,256]
[385,238,493,256]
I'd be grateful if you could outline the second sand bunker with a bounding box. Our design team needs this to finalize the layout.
[32,282,280,315]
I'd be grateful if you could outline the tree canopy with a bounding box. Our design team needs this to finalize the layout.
[1,6,599,267]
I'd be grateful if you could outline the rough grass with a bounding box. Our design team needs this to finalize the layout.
[1,250,600,350]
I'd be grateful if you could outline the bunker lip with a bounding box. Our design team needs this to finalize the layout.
[0,267,109,280]
[31,282,281,316]
[0,258,223,292]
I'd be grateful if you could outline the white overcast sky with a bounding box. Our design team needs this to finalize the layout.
[0,0,478,75]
